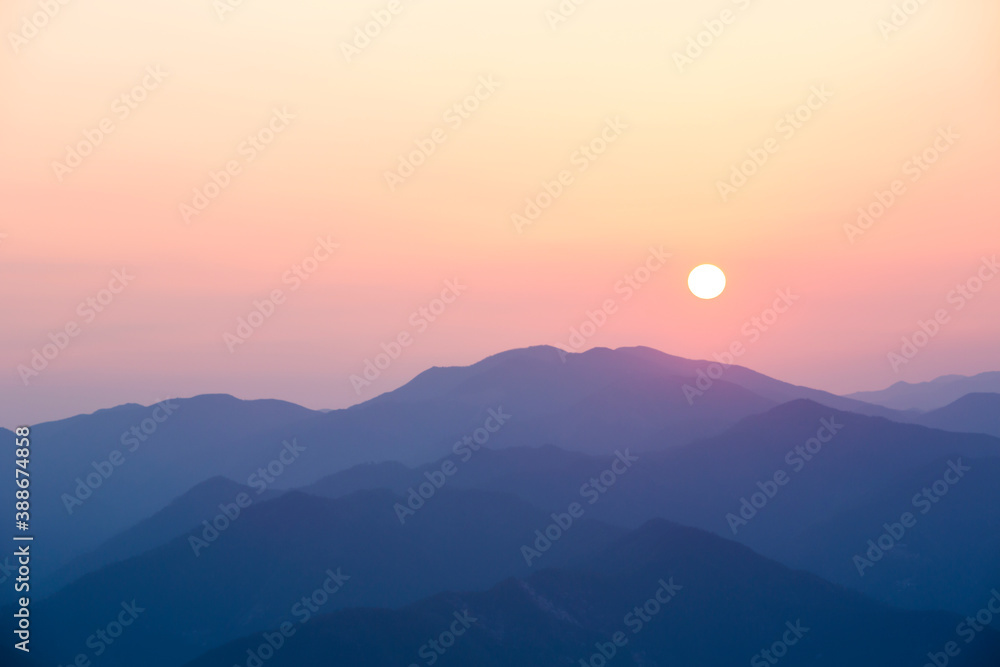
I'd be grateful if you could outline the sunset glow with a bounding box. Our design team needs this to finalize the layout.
[2,0,999,425]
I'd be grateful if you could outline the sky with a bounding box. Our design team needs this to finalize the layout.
[2,0,999,426]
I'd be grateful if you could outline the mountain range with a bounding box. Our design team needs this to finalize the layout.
[847,371,1000,411]
[5,345,999,666]
[185,520,1000,667]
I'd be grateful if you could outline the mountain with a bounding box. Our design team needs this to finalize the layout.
[644,400,999,548]
[27,487,622,667]
[372,344,908,421]
[302,461,416,499]
[11,345,774,581]
[913,393,1000,438]
[20,346,772,578]
[25,395,320,575]
[592,402,1000,615]
[301,445,600,504]
[846,371,1000,411]
[40,476,281,597]
[786,457,1000,615]
[184,519,1000,667]
[354,345,780,457]
[301,399,1000,614]
[14,348,1000,664]
[14,347,983,588]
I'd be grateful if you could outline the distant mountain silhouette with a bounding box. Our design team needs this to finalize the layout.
[359,345,780,457]
[184,519,1000,666]
[12,345,770,582]
[11,348,1000,666]
[300,399,1000,613]
[302,461,415,499]
[585,400,1000,614]
[27,487,622,667]
[40,476,281,597]
[374,344,909,420]
[786,457,1000,615]
[302,444,599,505]
[26,394,319,577]
[913,392,1000,438]
[847,371,1000,410]
[23,345,964,587]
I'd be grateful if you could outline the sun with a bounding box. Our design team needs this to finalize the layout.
[688,264,726,299]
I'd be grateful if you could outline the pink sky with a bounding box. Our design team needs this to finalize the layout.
[2,0,999,425]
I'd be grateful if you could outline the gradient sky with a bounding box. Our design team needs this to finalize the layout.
[2,0,999,426]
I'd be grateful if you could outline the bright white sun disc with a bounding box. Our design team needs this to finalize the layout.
[688,264,726,299]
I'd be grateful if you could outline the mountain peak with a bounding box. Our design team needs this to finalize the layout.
[847,371,1000,411]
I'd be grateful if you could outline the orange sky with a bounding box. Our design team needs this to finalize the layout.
[2,0,999,425]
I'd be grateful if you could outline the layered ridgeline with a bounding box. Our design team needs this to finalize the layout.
[41,477,282,596]
[40,399,1000,646]
[911,393,1000,437]
[296,400,1000,615]
[8,346,1000,666]
[184,520,1000,667]
[27,487,622,667]
[18,345,929,582]
[846,371,1000,411]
